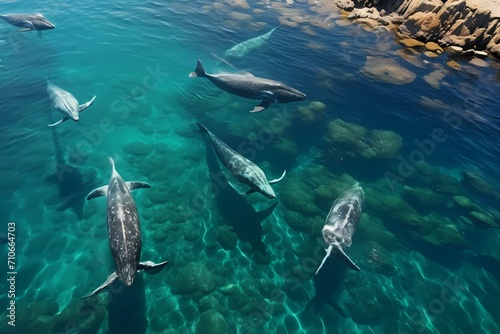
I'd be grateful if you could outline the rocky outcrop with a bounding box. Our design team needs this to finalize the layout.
[335,0,500,59]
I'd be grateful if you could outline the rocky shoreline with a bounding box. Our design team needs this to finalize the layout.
[334,0,500,59]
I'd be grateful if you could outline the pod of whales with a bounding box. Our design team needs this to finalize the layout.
[223,27,277,59]
[85,158,168,297]
[197,122,286,199]
[47,80,96,126]
[0,13,54,38]
[189,59,306,112]
[315,182,365,274]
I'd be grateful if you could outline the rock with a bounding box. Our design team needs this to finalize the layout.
[196,310,231,334]
[368,130,403,159]
[361,56,416,85]
[0,300,59,334]
[54,296,107,334]
[218,226,238,250]
[421,216,469,250]
[452,195,479,212]
[448,45,464,54]
[425,41,444,52]
[123,141,152,157]
[400,38,425,47]
[474,50,489,57]
[171,262,217,295]
[468,211,498,228]
[199,295,223,313]
[462,171,498,199]
[296,101,327,124]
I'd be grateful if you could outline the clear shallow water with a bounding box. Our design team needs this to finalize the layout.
[0,0,499,333]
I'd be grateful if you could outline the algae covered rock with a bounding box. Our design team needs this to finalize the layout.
[324,119,403,159]
[468,211,498,229]
[196,310,231,334]
[368,130,403,159]
[296,101,327,124]
[0,300,59,334]
[123,141,152,157]
[171,262,217,295]
[361,56,416,85]
[420,213,468,249]
[452,195,479,212]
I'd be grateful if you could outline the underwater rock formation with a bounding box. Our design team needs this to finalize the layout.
[323,119,403,159]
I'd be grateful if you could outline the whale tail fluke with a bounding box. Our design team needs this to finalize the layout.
[189,59,207,78]
[196,122,209,134]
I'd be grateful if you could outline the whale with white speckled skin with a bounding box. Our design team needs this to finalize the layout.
[85,158,168,297]
[315,182,364,274]
[197,122,286,199]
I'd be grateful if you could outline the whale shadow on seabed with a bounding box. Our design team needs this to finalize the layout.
[301,256,349,326]
[203,138,278,255]
[107,274,148,334]
[46,126,98,219]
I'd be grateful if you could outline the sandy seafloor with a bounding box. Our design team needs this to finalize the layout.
[0,0,499,333]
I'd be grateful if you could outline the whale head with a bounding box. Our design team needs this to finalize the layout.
[33,14,55,30]
[275,87,306,103]
[259,183,276,199]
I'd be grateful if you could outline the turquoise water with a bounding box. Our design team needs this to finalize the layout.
[0,0,499,333]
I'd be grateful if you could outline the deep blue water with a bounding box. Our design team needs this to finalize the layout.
[0,1,499,333]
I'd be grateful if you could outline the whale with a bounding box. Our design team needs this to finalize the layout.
[47,80,96,126]
[223,27,277,59]
[0,13,54,38]
[85,158,168,297]
[197,122,286,199]
[315,182,364,274]
[189,59,306,112]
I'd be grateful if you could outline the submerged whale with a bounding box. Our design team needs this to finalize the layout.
[85,158,168,297]
[197,122,286,199]
[189,59,306,112]
[0,13,54,38]
[47,80,96,126]
[315,182,365,274]
[223,27,277,59]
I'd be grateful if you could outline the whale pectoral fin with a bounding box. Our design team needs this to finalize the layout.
[126,181,151,191]
[37,30,42,39]
[86,186,108,201]
[17,20,35,32]
[268,170,287,185]
[315,245,333,275]
[138,260,168,275]
[334,243,360,271]
[250,100,273,113]
[78,96,96,112]
[245,188,257,195]
[48,117,69,127]
[84,272,119,298]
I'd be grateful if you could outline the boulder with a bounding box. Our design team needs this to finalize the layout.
[171,262,217,295]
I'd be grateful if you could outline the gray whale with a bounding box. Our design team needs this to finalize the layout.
[315,182,364,274]
[0,13,54,37]
[197,122,286,199]
[189,59,306,112]
[85,158,168,297]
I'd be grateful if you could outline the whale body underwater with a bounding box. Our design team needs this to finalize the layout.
[47,81,96,126]
[223,27,277,59]
[85,158,168,297]
[0,13,54,38]
[197,122,286,199]
[315,182,365,274]
[189,59,306,112]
